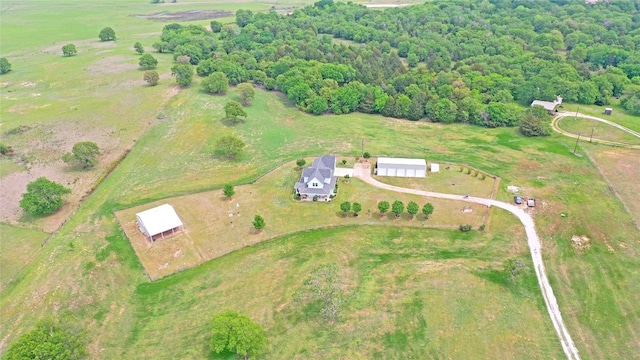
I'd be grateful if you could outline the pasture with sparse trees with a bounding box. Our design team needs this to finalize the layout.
[2,1,640,360]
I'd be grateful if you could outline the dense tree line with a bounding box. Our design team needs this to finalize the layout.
[153,0,640,127]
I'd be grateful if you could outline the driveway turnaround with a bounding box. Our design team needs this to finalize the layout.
[552,112,640,149]
[353,163,581,360]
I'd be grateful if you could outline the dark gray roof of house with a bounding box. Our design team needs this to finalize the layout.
[294,155,336,196]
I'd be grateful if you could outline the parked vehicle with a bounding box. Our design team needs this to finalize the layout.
[514,196,523,204]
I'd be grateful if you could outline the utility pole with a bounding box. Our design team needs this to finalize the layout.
[589,126,595,143]
[573,133,581,154]
[361,138,364,157]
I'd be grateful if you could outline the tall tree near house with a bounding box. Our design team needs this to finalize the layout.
[223,184,235,199]
[407,201,419,219]
[352,202,362,217]
[378,201,389,218]
[210,311,267,360]
[340,201,351,217]
[422,203,434,219]
[62,141,100,168]
[391,200,404,218]
[296,159,306,169]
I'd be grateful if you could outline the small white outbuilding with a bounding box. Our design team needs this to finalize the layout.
[136,204,184,241]
[376,157,427,177]
[430,163,440,173]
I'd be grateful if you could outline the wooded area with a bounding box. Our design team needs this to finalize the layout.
[154,0,640,125]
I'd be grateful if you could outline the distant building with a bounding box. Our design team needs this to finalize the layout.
[531,96,563,114]
[527,198,536,207]
[376,157,427,177]
[431,163,440,173]
[605,108,613,115]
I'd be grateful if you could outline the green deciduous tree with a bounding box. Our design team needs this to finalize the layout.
[352,202,362,216]
[215,135,245,159]
[223,184,235,199]
[519,111,551,137]
[224,101,248,122]
[296,159,306,169]
[62,44,77,57]
[143,70,159,86]
[134,42,144,54]
[210,21,222,33]
[171,63,193,87]
[202,72,229,94]
[62,141,100,168]
[138,54,158,69]
[378,200,389,218]
[210,311,267,360]
[19,178,71,216]
[252,214,265,230]
[98,27,116,41]
[5,319,86,360]
[294,263,345,323]
[236,82,255,106]
[340,201,351,217]
[422,203,434,219]
[0,57,11,74]
[391,200,404,218]
[407,201,419,219]
[236,9,253,28]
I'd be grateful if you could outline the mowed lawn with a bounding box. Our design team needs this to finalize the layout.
[116,160,488,279]
[562,103,640,133]
[556,116,640,146]
[123,225,563,360]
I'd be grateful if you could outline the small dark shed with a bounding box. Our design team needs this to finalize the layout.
[604,108,613,115]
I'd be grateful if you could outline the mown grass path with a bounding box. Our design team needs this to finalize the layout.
[353,163,581,360]
[552,112,640,149]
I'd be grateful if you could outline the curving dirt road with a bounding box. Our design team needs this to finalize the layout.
[352,163,581,360]
[552,112,640,149]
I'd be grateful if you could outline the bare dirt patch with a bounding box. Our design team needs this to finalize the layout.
[86,56,137,76]
[570,235,590,251]
[136,10,231,22]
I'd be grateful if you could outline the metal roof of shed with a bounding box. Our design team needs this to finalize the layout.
[377,157,426,166]
[136,204,183,237]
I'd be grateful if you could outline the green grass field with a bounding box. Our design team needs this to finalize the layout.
[1,1,640,359]
[556,116,640,146]
[562,103,640,133]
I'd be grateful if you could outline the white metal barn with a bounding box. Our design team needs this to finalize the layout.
[136,204,184,241]
[376,157,427,178]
